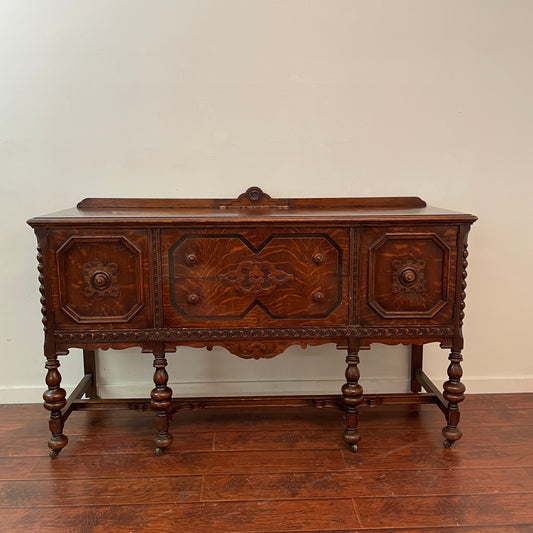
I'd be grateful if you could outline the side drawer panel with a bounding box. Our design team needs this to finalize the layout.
[48,229,153,329]
[358,226,458,325]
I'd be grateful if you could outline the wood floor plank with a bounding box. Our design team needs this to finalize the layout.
[201,467,533,501]
[353,493,533,529]
[0,499,359,533]
[212,425,533,452]
[27,449,347,479]
[340,444,533,470]
[0,457,40,481]
[0,476,203,507]
[22,444,533,481]
[358,406,533,429]
[459,393,533,410]
[277,524,531,533]
[0,431,215,457]
[4,423,530,458]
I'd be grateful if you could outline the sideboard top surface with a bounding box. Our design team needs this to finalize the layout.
[28,188,477,227]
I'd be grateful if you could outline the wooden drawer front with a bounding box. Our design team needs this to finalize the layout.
[50,230,152,328]
[162,229,349,327]
[359,226,457,325]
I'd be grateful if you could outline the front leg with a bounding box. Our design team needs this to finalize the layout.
[151,346,173,455]
[342,343,363,453]
[442,350,466,447]
[43,356,68,458]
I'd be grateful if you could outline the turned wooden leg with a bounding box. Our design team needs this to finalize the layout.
[151,347,173,455]
[82,349,98,399]
[410,344,423,393]
[342,344,363,453]
[43,356,68,458]
[442,350,466,448]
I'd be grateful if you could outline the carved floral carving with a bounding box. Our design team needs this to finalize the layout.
[82,262,119,297]
[218,260,294,294]
[391,256,427,294]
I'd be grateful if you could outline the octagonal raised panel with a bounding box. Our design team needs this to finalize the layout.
[367,233,450,319]
[56,235,144,323]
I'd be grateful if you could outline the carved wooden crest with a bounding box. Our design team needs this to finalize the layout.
[220,186,289,208]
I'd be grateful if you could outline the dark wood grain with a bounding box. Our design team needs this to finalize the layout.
[202,467,533,501]
[27,190,476,461]
[26,449,347,479]
[0,500,360,533]
[0,394,532,531]
[0,476,203,507]
[76,190,428,210]
[354,494,533,529]
[272,528,533,533]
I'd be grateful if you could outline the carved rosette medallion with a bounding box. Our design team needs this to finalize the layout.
[391,256,426,294]
[218,260,294,294]
[83,262,119,297]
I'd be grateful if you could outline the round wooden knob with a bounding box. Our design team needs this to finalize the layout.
[313,291,325,302]
[400,268,417,285]
[313,253,325,264]
[187,293,200,304]
[186,253,198,265]
[91,271,111,290]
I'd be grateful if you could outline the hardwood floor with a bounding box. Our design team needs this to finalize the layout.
[0,393,532,532]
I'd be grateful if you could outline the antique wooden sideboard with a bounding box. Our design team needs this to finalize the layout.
[28,187,476,457]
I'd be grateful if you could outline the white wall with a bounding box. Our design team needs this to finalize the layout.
[1,1,532,402]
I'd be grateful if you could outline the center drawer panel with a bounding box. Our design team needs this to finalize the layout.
[161,228,349,328]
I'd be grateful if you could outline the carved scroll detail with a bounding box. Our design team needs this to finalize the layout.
[219,260,294,294]
[212,340,308,359]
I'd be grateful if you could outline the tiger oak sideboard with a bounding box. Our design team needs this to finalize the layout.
[28,187,476,457]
